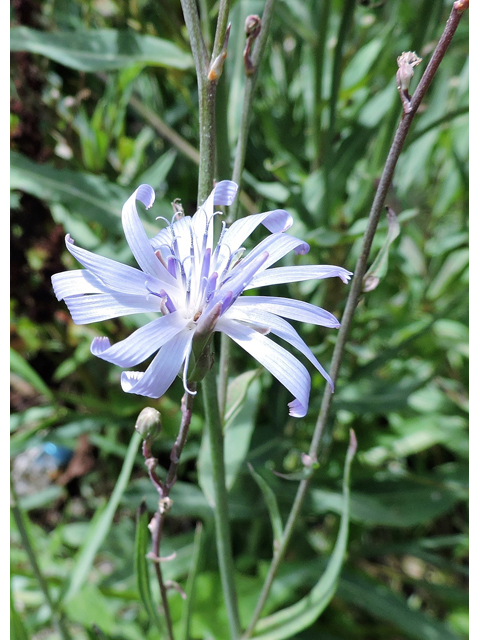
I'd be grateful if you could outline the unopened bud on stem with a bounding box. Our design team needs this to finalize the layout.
[135,407,162,442]
[396,51,422,115]
[244,15,262,76]
[245,15,261,38]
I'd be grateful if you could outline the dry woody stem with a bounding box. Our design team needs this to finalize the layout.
[242,3,468,636]
[142,389,196,640]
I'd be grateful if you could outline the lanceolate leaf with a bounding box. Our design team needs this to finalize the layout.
[248,464,283,548]
[250,431,357,640]
[10,151,166,241]
[135,501,163,632]
[10,27,193,71]
[64,431,142,602]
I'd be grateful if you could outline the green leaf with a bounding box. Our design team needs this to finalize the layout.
[363,206,400,291]
[310,477,464,527]
[135,501,164,632]
[341,38,384,90]
[137,148,177,187]
[247,464,283,547]
[427,248,469,300]
[198,371,260,503]
[63,430,142,602]
[250,432,357,640]
[10,151,169,245]
[10,27,193,71]
[10,348,54,401]
[338,572,463,640]
[11,151,126,236]
[64,584,116,633]
[10,591,30,640]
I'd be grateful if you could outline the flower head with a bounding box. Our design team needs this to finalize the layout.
[52,181,351,417]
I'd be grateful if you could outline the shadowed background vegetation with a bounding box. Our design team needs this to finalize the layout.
[11,0,468,638]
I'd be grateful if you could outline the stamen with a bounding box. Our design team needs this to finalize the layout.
[155,250,169,270]
[205,272,218,303]
[155,216,172,227]
[212,221,227,264]
[159,289,176,313]
[167,255,178,278]
[182,345,197,396]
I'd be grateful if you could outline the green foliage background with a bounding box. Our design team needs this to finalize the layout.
[10,0,468,638]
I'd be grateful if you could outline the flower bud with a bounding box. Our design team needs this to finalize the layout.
[396,51,422,91]
[135,407,162,442]
[245,15,261,38]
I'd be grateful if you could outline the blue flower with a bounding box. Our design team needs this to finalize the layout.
[52,181,351,417]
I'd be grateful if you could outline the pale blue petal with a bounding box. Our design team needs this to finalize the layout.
[91,312,189,367]
[122,184,179,284]
[170,215,194,263]
[52,270,109,300]
[64,292,160,324]
[232,296,340,328]
[64,235,159,295]
[216,251,270,303]
[191,181,239,253]
[215,209,293,273]
[224,307,333,390]
[216,317,310,417]
[247,265,353,289]
[213,180,238,206]
[121,328,194,398]
[239,233,310,275]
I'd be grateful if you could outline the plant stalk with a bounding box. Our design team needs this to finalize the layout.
[229,0,279,222]
[243,3,468,635]
[202,369,241,639]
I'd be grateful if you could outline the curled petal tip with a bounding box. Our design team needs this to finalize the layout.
[288,399,307,418]
[121,370,143,393]
[135,184,156,210]
[91,336,111,356]
[213,180,238,206]
[340,270,353,284]
[294,241,310,255]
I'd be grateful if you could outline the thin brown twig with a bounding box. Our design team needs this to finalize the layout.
[242,3,468,636]
[143,387,197,640]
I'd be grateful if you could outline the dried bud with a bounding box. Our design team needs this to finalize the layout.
[172,198,184,219]
[396,51,422,91]
[135,407,162,442]
[159,496,173,514]
[245,15,261,38]
[208,23,231,81]
[396,51,422,115]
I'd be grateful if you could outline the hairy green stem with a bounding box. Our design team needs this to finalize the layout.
[218,0,278,421]
[211,0,231,63]
[243,4,467,635]
[180,0,215,205]
[202,369,241,639]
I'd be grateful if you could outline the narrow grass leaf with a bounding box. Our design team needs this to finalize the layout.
[135,500,163,632]
[10,27,193,71]
[64,431,142,602]
[248,464,283,547]
[11,348,54,401]
[250,432,356,639]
